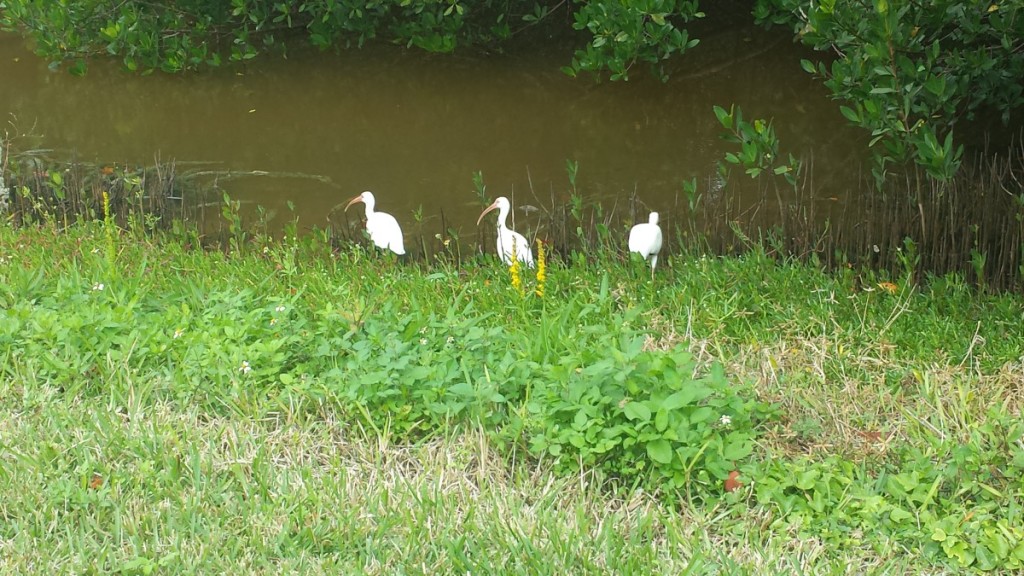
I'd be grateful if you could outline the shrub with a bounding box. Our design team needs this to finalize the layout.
[523,335,773,492]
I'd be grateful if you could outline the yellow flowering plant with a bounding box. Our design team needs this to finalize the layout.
[508,240,524,297]
[535,238,546,298]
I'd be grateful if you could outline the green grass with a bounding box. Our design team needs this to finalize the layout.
[1,220,1023,574]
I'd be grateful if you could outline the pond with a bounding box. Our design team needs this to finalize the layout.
[0,11,864,241]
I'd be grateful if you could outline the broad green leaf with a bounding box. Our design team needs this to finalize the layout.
[924,76,946,96]
[722,436,752,460]
[447,382,475,396]
[646,439,674,464]
[623,401,652,423]
[690,406,713,424]
[662,386,711,411]
[713,105,732,130]
[889,507,913,523]
[654,407,669,432]
[795,468,820,490]
[573,409,589,429]
[839,105,860,123]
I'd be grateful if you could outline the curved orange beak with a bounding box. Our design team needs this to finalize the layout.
[476,201,498,226]
[344,195,364,212]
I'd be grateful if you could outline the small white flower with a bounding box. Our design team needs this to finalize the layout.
[173,328,183,339]
[262,246,270,254]
[446,336,455,344]
[240,361,252,374]
[92,283,104,291]
[275,305,286,312]
[719,415,732,427]
[269,318,278,326]
[419,338,428,346]
[91,247,100,254]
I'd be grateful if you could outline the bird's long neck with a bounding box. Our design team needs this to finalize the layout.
[497,205,510,231]
[363,200,375,217]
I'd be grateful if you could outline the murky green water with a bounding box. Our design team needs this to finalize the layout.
[0,18,864,237]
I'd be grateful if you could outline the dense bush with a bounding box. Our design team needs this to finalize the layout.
[755,0,1024,180]
[524,339,770,492]
[0,0,703,78]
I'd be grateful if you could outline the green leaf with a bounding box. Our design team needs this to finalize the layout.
[976,544,996,571]
[839,105,860,123]
[924,76,946,96]
[713,105,732,130]
[654,407,669,432]
[447,382,475,397]
[690,406,713,424]
[722,435,752,460]
[663,389,697,410]
[646,439,674,464]
[889,507,913,523]
[623,401,652,423]
[800,59,816,74]
[573,409,590,429]
[795,468,820,490]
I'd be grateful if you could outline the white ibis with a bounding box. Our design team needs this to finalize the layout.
[628,211,663,278]
[345,191,405,255]
[476,196,534,268]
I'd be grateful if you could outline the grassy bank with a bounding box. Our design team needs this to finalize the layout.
[1,219,1023,574]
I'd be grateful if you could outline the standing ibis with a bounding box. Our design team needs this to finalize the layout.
[628,211,663,278]
[345,191,405,255]
[477,196,534,268]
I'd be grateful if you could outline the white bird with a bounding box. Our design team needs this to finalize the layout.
[476,196,534,268]
[345,191,405,255]
[628,211,663,278]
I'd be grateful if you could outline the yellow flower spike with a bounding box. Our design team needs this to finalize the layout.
[509,241,524,297]
[534,238,546,298]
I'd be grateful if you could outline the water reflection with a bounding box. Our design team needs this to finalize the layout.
[0,20,864,237]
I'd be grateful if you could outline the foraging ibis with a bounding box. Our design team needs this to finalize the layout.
[345,191,405,255]
[628,211,663,277]
[476,196,535,268]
